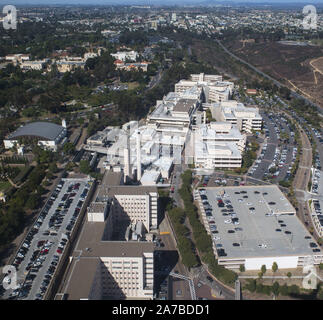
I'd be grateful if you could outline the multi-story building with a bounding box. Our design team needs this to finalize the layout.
[111,50,138,62]
[212,100,263,133]
[175,73,234,103]
[114,59,149,72]
[57,173,156,300]
[95,181,158,232]
[57,222,154,300]
[194,139,242,169]
[20,60,48,71]
[5,54,30,65]
[190,73,222,82]
[147,96,200,130]
[194,122,246,152]
[56,60,86,73]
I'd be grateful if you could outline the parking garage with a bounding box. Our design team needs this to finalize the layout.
[197,185,323,271]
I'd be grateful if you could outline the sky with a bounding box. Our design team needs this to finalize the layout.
[0,0,322,5]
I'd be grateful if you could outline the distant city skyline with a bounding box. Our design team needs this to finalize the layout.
[1,0,323,6]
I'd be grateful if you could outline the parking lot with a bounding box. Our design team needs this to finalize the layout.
[249,112,296,183]
[197,185,321,263]
[3,178,93,300]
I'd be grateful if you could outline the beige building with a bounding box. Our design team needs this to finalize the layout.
[20,60,48,71]
[5,54,30,65]
[96,185,159,232]
[57,172,156,300]
[175,73,234,103]
[56,60,85,73]
[212,100,262,133]
[57,220,154,300]
[111,50,138,62]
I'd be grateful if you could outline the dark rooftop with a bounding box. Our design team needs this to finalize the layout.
[8,121,65,141]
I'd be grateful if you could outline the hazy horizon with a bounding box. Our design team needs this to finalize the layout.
[1,0,323,6]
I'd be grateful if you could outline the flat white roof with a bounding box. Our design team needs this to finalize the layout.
[200,185,320,260]
[140,170,160,185]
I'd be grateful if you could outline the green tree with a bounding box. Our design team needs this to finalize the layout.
[261,265,267,274]
[63,142,75,155]
[279,283,289,296]
[317,287,323,300]
[288,284,300,295]
[48,162,58,173]
[245,279,257,293]
[25,193,40,210]
[272,262,278,273]
[80,160,91,174]
[239,264,245,272]
[272,281,280,297]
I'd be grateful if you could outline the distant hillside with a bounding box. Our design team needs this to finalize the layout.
[226,40,323,108]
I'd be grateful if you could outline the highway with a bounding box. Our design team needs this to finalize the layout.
[214,38,323,115]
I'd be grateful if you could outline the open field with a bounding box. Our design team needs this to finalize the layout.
[191,39,259,83]
[121,81,140,90]
[226,40,323,108]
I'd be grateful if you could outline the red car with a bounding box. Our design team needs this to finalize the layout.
[56,249,62,254]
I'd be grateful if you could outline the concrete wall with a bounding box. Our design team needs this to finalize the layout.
[244,256,299,270]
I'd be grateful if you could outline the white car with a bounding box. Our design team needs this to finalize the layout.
[224,219,232,224]
[213,236,221,241]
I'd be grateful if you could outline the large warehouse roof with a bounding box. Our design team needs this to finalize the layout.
[8,122,65,141]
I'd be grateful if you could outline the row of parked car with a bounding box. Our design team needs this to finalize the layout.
[311,169,321,195]
[36,252,63,299]
[10,180,64,272]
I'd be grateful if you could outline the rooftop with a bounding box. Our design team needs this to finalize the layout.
[7,121,66,141]
[201,185,319,260]
[173,98,196,113]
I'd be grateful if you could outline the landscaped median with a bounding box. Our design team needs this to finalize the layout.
[168,170,237,286]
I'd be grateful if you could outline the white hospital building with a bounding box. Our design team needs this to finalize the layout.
[175,73,234,103]
[211,100,263,133]
[57,173,156,300]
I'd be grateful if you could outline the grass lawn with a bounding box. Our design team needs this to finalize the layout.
[0,181,11,192]
[121,82,140,90]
